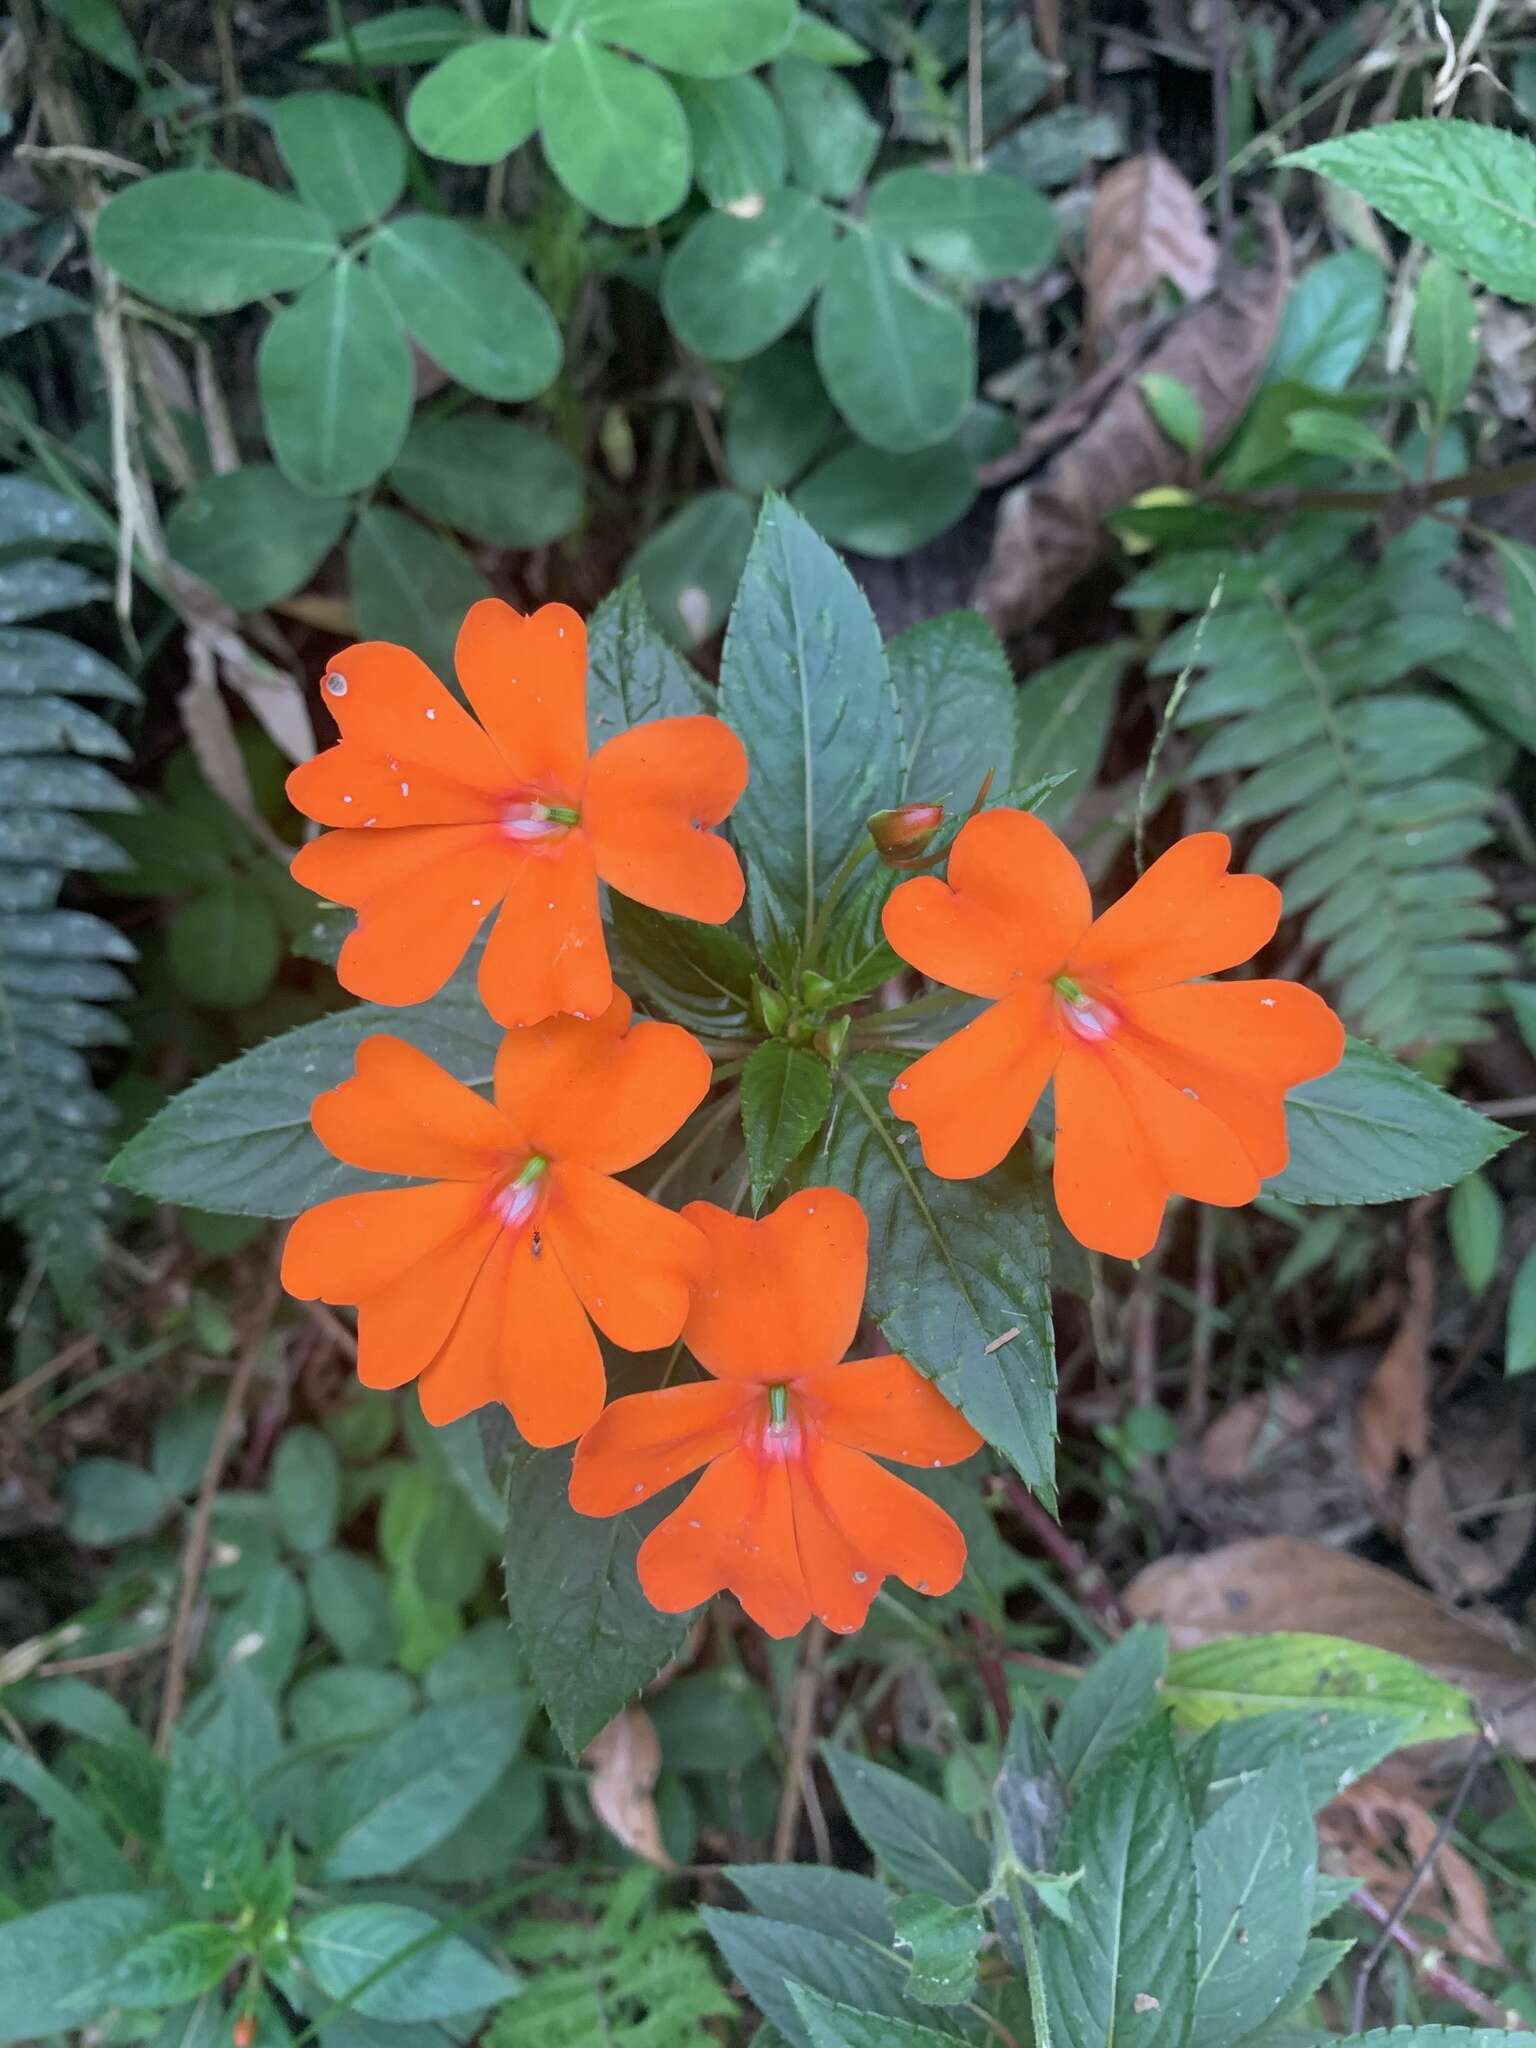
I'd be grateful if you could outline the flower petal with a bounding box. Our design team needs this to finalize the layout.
[281,1181,488,1302]
[493,994,712,1171]
[499,1228,606,1445]
[476,835,611,1028]
[680,1189,867,1384]
[287,749,504,830]
[331,838,508,1007]
[1121,979,1345,1177]
[356,1217,501,1391]
[790,1438,967,1633]
[585,716,748,923]
[1068,832,1281,993]
[291,821,503,909]
[883,809,1091,997]
[1102,1043,1260,1207]
[569,1380,758,1514]
[889,985,1057,1179]
[795,1354,983,1466]
[545,1163,707,1352]
[1051,1045,1170,1259]
[312,1034,514,1180]
[637,1447,811,1637]
[289,638,508,813]
[413,1229,516,1426]
[454,599,588,801]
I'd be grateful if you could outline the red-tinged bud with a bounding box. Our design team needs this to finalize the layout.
[868,803,945,868]
[233,2019,256,2048]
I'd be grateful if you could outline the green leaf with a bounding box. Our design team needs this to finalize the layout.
[406,37,543,164]
[62,1456,171,1544]
[537,39,690,228]
[271,90,407,231]
[791,1986,971,2048]
[718,496,899,956]
[1413,257,1478,423]
[369,214,561,400]
[867,167,1057,283]
[726,340,837,494]
[1163,1633,1477,1741]
[315,1697,519,1879]
[1013,641,1129,830]
[678,74,786,209]
[702,1907,938,2048]
[1037,1718,1197,2048]
[209,1563,308,1688]
[1285,121,1536,303]
[1193,1750,1314,2048]
[93,169,338,313]
[390,409,583,548]
[1325,2033,1536,2048]
[890,1893,984,2005]
[296,1902,517,2020]
[0,627,137,701]
[0,474,102,548]
[182,1665,282,1797]
[663,188,837,362]
[0,1739,127,1886]
[773,53,879,199]
[823,1748,989,1905]
[258,258,413,495]
[612,893,756,1036]
[784,12,868,64]
[795,440,976,556]
[271,1425,341,1553]
[0,269,84,340]
[821,1053,1055,1496]
[741,1042,832,1208]
[888,608,1013,810]
[88,1921,243,2010]
[165,1730,266,1912]
[0,1895,174,2046]
[349,504,492,686]
[1270,1039,1513,1205]
[628,490,755,648]
[0,557,108,620]
[1508,1243,1536,1377]
[288,1665,414,1747]
[307,1549,400,1664]
[1447,1169,1503,1295]
[499,1436,693,1756]
[649,1670,773,1773]
[536,0,795,76]
[1490,532,1536,696]
[1286,408,1399,468]
[306,6,480,66]
[40,0,141,77]
[166,466,348,612]
[1051,1624,1166,1788]
[585,577,711,740]
[167,881,282,1008]
[815,227,974,453]
[1265,250,1385,392]
[1139,370,1204,452]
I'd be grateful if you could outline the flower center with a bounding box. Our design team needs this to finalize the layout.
[493,1152,549,1230]
[753,1382,804,1460]
[501,798,580,842]
[1052,973,1119,1043]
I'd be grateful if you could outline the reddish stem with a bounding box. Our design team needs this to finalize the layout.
[1349,1887,1522,2031]
[999,1474,1132,1634]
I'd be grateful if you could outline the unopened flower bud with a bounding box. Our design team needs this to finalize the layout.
[868,802,945,868]
[754,980,790,1036]
[800,970,837,1011]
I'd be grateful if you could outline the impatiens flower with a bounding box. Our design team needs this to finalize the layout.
[569,1189,983,1637]
[287,600,748,1028]
[882,812,1345,1260]
[281,994,711,1443]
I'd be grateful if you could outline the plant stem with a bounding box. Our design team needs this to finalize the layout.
[1005,1870,1054,2048]
[801,838,877,978]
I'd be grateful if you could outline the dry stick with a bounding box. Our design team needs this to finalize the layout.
[155,1264,280,1754]
[1186,1207,1217,1431]
[967,1615,1013,1736]
[966,0,983,165]
[999,1473,1130,1634]
[1210,0,1233,266]
[1202,448,1536,516]
[1348,1885,1521,2032]
[0,1325,100,1418]
[772,1623,828,1863]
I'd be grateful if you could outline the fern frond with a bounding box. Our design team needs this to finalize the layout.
[1129,514,1513,1050]
[492,1870,736,2048]
[0,483,139,1313]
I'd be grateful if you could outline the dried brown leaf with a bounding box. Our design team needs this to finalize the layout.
[584,1706,673,1870]
[1198,1382,1327,1484]
[976,207,1289,635]
[1320,1770,1505,1967]
[1086,152,1217,356]
[1355,1223,1435,1501]
[1124,1535,1536,1754]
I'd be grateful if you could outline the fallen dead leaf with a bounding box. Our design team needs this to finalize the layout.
[1320,1768,1505,1967]
[976,206,1289,636]
[584,1706,673,1870]
[1355,1214,1435,1503]
[1198,1381,1329,1484]
[1124,1536,1536,1754]
[1086,152,1217,356]
[1402,1392,1535,1606]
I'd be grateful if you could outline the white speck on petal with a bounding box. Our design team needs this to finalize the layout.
[688,1519,701,1529]
[1260,996,1275,1008]
[425,707,436,720]
[851,1570,868,1584]
[1182,1086,1200,1100]
[400,782,410,796]
[342,795,353,804]
[632,1483,645,1495]
[325,673,348,696]
[471,897,482,907]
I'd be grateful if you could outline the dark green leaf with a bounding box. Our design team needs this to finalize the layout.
[209,1565,308,1690]
[820,1052,1055,1496]
[0,557,108,620]
[890,1893,984,2005]
[1013,642,1128,829]
[62,1456,171,1544]
[181,1666,282,1798]
[610,892,755,1036]
[0,269,84,339]
[536,0,795,77]
[369,214,561,400]
[678,74,786,209]
[1413,257,1478,422]
[795,440,976,556]
[167,881,282,1008]
[1271,1039,1513,1205]
[348,504,492,685]
[166,466,348,611]
[165,1730,266,1912]
[663,188,837,362]
[815,227,973,453]
[1509,1243,1536,1377]
[271,91,407,231]
[0,1894,174,2045]
[1194,1750,1314,2048]
[88,1922,242,2010]
[867,166,1056,283]
[791,1986,971,2048]
[585,578,711,741]
[1447,1170,1502,1294]
[1051,1624,1166,1788]
[0,626,138,700]
[823,1747,989,1905]
[537,38,690,228]
[628,489,755,648]
[306,7,480,66]
[39,0,141,77]
[0,475,102,548]
[888,608,1013,809]
[649,1670,773,1773]
[1265,250,1385,392]
[702,1908,938,2048]
[741,1041,832,1208]
[406,37,543,164]
[726,340,837,493]
[315,1698,519,1879]
[390,410,583,547]
[258,259,413,495]
[295,1902,517,2020]
[94,170,338,313]
[271,1425,342,1553]
[773,53,879,199]
[307,1549,400,1665]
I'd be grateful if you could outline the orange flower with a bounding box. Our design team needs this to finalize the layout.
[287,600,748,1028]
[569,1190,983,1637]
[882,813,1345,1260]
[281,993,711,1443]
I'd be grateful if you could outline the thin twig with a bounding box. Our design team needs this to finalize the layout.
[1210,0,1233,266]
[773,1623,827,1862]
[966,0,983,165]
[155,1263,280,1754]
[1187,1207,1217,1430]
[0,1326,100,1417]
[999,1474,1130,1633]
[1201,448,1536,516]
[1348,1883,1522,2031]
[967,1615,1012,1735]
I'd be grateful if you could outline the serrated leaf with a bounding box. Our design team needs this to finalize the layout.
[1163,1632,1477,1741]
[823,1747,989,1905]
[1413,258,1478,422]
[1193,1749,1314,2048]
[165,1731,266,1912]
[314,1697,518,1879]
[585,578,711,742]
[1051,1624,1166,1787]
[611,894,754,1038]
[295,1902,517,2020]
[1013,641,1129,830]
[741,1042,831,1208]
[86,1921,242,2010]
[820,1052,1055,1497]
[887,610,1014,812]
[0,1894,175,2045]
[890,1893,984,2005]
[702,1908,937,2048]
[790,1985,971,2048]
